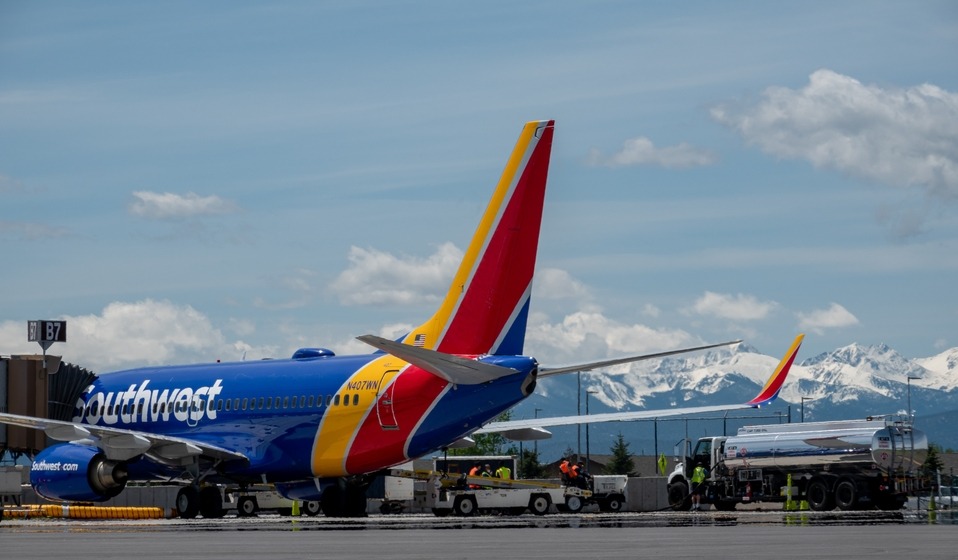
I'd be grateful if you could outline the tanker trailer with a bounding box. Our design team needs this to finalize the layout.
[667,416,927,511]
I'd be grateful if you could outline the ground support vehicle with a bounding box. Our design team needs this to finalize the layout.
[589,475,628,512]
[412,472,592,516]
[667,416,927,512]
[222,485,322,517]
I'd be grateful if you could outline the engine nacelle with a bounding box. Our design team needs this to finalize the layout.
[31,443,129,502]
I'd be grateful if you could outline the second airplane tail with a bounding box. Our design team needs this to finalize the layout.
[401,120,555,356]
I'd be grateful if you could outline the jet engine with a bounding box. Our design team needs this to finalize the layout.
[31,443,128,502]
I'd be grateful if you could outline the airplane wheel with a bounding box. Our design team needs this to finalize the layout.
[322,485,344,517]
[176,486,200,519]
[453,495,478,516]
[236,496,258,517]
[303,500,322,516]
[199,486,225,518]
[564,495,583,513]
[529,493,551,515]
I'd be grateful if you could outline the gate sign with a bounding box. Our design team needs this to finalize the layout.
[28,320,67,349]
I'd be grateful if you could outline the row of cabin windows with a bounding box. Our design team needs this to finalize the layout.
[84,392,363,418]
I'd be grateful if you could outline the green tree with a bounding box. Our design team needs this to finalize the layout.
[448,411,512,456]
[922,443,944,479]
[517,448,547,479]
[605,433,635,475]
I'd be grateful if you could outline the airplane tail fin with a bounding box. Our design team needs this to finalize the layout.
[401,120,555,356]
[746,333,804,407]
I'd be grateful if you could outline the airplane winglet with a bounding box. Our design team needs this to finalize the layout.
[745,333,804,407]
[356,335,519,385]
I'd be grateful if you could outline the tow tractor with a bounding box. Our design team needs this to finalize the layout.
[404,469,592,516]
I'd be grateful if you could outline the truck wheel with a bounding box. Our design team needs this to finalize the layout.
[668,481,691,511]
[807,480,834,512]
[453,495,478,516]
[834,480,858,511]
[604,494,624,513]
[303,500,322,516]
[236,496,258,517]
[564,495,583,513]
[529,493,551,515]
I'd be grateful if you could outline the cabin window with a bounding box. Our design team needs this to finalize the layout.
[333,394,340,406]
[299,396,306,408]
[325,395,332,407]
[152,403,158,414]
[352,394,359,406]
[233,398,240,410]
[137,403,144,415]
[241,398,248,411]
[209,399,215,411]
[283,397,289,409]
[308,396,315,407]
[223,399,230,411]
[258,397,265,409]
[274,396,282,409]
[265,398,272,410]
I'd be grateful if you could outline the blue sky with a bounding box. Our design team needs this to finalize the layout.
[2,1,956,374]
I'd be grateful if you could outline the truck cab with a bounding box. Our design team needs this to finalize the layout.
[666,436,727,511]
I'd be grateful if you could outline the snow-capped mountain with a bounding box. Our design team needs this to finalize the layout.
[513,342,958,462]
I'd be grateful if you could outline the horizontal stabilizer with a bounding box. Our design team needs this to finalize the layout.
[539,340,741,377]
[357,335,519,385]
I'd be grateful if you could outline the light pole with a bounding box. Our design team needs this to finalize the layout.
[907,376,921,422]
[586,390,598,470]
[576,372,581,460]
[801,397,813,422]
[534,408,542,458]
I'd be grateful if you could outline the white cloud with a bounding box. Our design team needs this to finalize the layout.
[712,69,958,199]
[0,300,275,372]
[532,268,590,300]
[797,302,860,334]
[525,310,696,367]
[329,242,463,306]
[587,136,716,168]
[129,191,239,220]
[687,291,777,321]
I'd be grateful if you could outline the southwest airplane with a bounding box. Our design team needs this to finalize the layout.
[0,120,800,518]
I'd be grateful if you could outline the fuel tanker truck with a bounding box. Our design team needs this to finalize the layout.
[667,416,927,511]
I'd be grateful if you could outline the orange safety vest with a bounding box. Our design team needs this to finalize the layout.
[559,460,570,475]
[569,464,580,479]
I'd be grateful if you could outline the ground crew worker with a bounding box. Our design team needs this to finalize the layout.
[468,461,481,489]
[690,461,708,511]
[559,457,571,485]
[495,463,512,480]
[481,463,493,478]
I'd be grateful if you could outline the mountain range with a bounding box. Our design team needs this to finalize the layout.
[511,342,958,465]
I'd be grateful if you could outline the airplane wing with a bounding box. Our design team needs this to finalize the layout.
[474,334,804,441]
[538,339,741,377]
[0,411,249,464]
[357,334,520,385]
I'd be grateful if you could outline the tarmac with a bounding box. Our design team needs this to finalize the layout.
[1,510,956,559]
